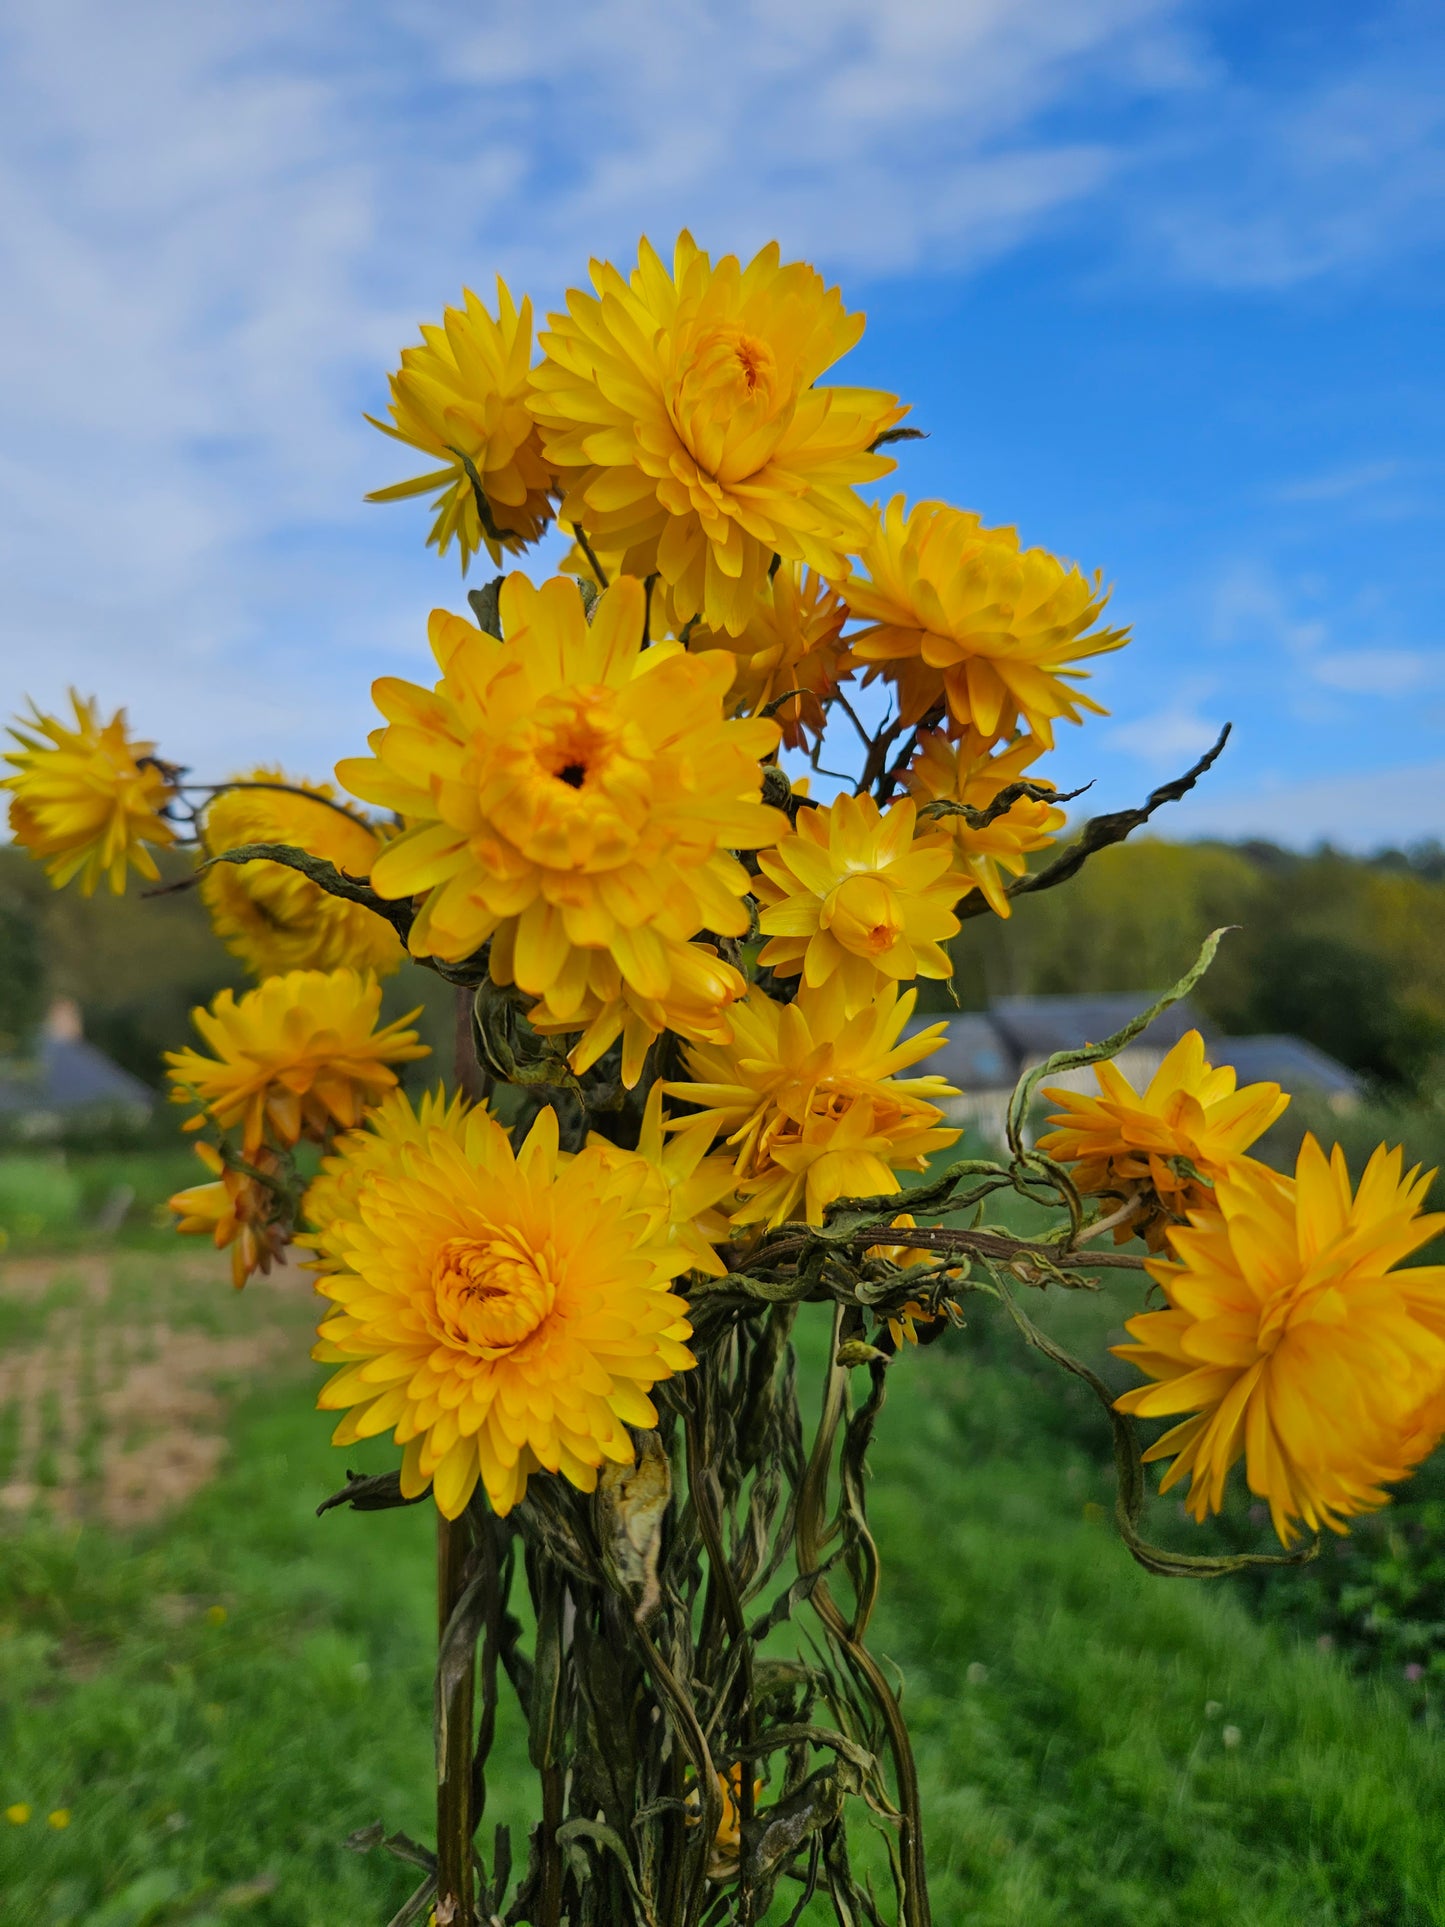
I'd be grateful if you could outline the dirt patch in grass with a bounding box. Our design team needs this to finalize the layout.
[0,1251,318,1527]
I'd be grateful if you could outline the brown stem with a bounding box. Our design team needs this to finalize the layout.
[436,1512,476,1926]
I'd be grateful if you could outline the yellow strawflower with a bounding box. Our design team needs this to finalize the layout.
[166,968,428,1155]
[903,728,1065,917]
[684,562,853,750]
[366,279,554,569]
[864,1213,962,1347]
[588,1084,737,1278]
[1115,1138,1445,1544]
[848,498,1129,747]
[755,793,963,1010]
[301,1084,473,1273]
[338,573,784,1079]
[668,980,960,1228]
[4,692,174,894]
[200,771,402,979]
[1037,1031,1289,1249]
[528,232,905,635]
[168,1141,289,1290]
[313,1104,695,1518]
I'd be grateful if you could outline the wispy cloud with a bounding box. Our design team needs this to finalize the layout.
[1166,761,1445,851]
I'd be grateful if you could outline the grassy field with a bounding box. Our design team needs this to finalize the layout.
[4,1200,1445,1923]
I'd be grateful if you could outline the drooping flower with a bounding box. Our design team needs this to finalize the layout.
[527,233,905,635]
[1114,1138,1445,1544]
[301,1083,473,1273]
[4,692,175,895]
[313,1104,696,1518]
[166,969,428,1155]
[1037,1031,1289,1249]
[864,1213,962,1348]
[588,1083,737,1278]
[848,498,1129,747]
[902,728,1065,917]
[338,573,784,1079]
[167,1141,291,1290]
[685,563,853,750]
[754,793,963,1011]
[199,771,402,980]
[525,937,746,1089]
[667,979,960,1228]
[366,280,554,569]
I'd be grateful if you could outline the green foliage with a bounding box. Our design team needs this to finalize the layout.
[0,1148,205,1252]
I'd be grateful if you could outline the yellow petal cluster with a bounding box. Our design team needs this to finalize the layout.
[528,233,904,635]
[4,692,174,895]
[685,562,853,749]
[313,1105,695,1518]
[755,794,963,1011]
[301,1083,473,1273]
[863,1213,961,1348]
[1115,1138,1445,1544]
[849,498,1129,747]
[588,1085,737,1278]
[339,573,784,1082]
[366,280,554,570]
[167,1141,289,1290]
[903,728,1065,917]
[1037,1031,1289,1249]
[200,771,402,980]
[668,981,960,1228]
[165,968,428,1155]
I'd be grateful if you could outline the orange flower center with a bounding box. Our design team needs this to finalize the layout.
[820,873,904,957]
[431,1233,557,1356]
[669,324,791,482]
[484,686,651,870]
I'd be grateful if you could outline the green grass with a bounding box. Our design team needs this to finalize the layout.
[4,1246,1445,1926]
[0,1147,202,1256]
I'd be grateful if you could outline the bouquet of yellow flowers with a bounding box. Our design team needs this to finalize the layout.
[8,232,1444,1927]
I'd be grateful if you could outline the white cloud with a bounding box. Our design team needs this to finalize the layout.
[1272,459,1403,504]
[1311,648,1435,696]
[1107,698,1223,770]
[1168,762,1445,851]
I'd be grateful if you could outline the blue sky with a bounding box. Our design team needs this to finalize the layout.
[1,0,1441,846]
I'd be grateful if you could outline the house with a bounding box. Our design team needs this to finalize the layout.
[905,992,1362,1142]
[0,998,155,1138]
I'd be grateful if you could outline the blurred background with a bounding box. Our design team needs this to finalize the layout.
[3,2,1445,1924]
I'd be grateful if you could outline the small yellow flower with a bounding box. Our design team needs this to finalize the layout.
[4,692,174,895]
[1115,1137,1445,1544]
[314,1105,695,1518]
[339,573,784,1081]
[863,1214,961,1346]
[46,1809,71,1830]
[301,1084,474,1273]
[903,728,1066,917]
[1038,1031,1289,1249]
[165,969,428,1155]
[755,793,964,1011]
[684,1764,763,1879]
[367,279,554,570]
[848,498,1129,748]
[168,1141,290,1290]
[5,1804,30,1826]
[528,233,905,634]
[588,1084,738,1278]
[200,771,402,980]
[668,979,960,1228]
[684,562,853,749]
[206,1604,228,1626]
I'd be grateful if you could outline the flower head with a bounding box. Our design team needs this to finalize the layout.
[1037,1031,1289,1249]
[685,563,853,749]
[755,794,963,1011]
[903,728,1065,917]
[301,1083,473,1272]
[848,498,1129,748]
[1115,1138,1445,1543]
[366,280,554,569]
[200,772,402,979]
[339,573,784,1078]
[668,980,960,1227]
[313,1104,695,1517]
[528,233,905,634]
[168,1141,290,1290]
[166,968,428,1155]
[588,1084,738,1278]
[4,692,174,894]
[864,1213,962,1347]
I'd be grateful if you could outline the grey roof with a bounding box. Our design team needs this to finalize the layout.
[903,1011,1012,1089]
[0,1037,155,1115]
[989,993,1213,1061]
[1212,1034,1362,1101]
